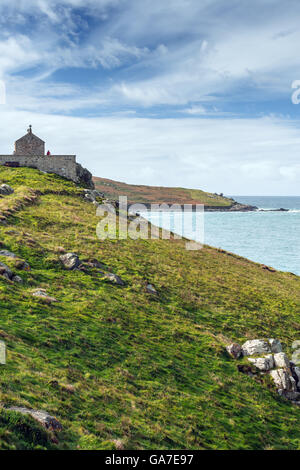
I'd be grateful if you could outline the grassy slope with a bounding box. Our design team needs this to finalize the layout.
[93,176,233,207]
[0,167,299,449]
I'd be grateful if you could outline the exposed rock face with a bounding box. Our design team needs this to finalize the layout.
[0,184,14,195]
[226,343,242,359]
[241,339,271,356]
[273,352,290,369]
[0,249,17,258]
[76,163,94,189]
[0,262,13,279]
[270,369,296,392]
[60,253,80,270]
[227,203,258,212]
[278,389,300,401]
[83,189,104,203]
[269,338,282,353]
[294,367,300,384]
[248,354,274,371]
[230,337,300,405]
[0,262,22,283]
[8,407,62,431]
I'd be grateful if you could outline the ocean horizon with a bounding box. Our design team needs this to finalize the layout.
[141,196,300,275]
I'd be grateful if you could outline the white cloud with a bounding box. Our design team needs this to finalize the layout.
[0,108,300,195]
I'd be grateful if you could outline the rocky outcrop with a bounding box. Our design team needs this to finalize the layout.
[226,343,242,359]
[241,339,271,356]
[60,253,81,270]
[227,338,300,404]
[8,407,62,431]
[76,163,94,189]
[248,354,274,371]
[82,189,104,204]
[0,184,14,195]
[0,261,23,283]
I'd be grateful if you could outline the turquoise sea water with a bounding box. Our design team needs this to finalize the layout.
[140,196,300,275]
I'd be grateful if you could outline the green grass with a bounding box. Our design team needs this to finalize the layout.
[93,176,233,207]
[0,167,299,449]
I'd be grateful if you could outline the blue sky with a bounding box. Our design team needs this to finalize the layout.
[0,0,300,194]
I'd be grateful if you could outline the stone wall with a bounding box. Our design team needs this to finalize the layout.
[14,134,45,156]
[0,155,77,182]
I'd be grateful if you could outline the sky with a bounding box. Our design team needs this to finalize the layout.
[0,0,300,195]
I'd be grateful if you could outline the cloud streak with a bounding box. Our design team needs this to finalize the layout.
[0,1,300,194]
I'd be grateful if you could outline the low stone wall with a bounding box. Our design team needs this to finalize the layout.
[0,155,77,182]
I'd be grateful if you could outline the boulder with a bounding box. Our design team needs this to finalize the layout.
[0,184,14,195]
[0,249,17,258]
[146,284,158,295]
[12,275,23,283]
[32,289,57,303]
[83,189,104,203]
[274,352,290,369]
[59,253,80,270]
[277,389,300,402]
[241,339,271,356]
[248,354,274,371]
[102,272,125,286]
[293,366,300,384]
[269,338,282,353]
[270,369,296,391]
[0,262,13,280]
[8,407,62,431]
[226,343,242,359]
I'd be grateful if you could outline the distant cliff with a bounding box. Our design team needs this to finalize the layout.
[93,176,257,211]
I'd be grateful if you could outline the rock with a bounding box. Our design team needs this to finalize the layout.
[16,260,30,271]
[248,354,274,371]
[59,253,80,270]
[237,364,256,376]
[241,339,271,356]
[0,184,14,195]
[226,343,242,359]
[113,439,125,450]
[262,265,276,272]
[32,289,57,303]
[277,389,300,401]
[12,275,23,283]
[293,366,300,384]
[75,163,94,189]
[274,352,290,369]
[269,338,282,353]
[83,189,104,203]
[8,407,62,431]
[102,272,125,286]
[146,284,158,295]
[0,249,17,258]
[0,262,13,280]
[270,369,296,391]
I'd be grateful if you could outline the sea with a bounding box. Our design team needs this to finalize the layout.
[140,196,300,276]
